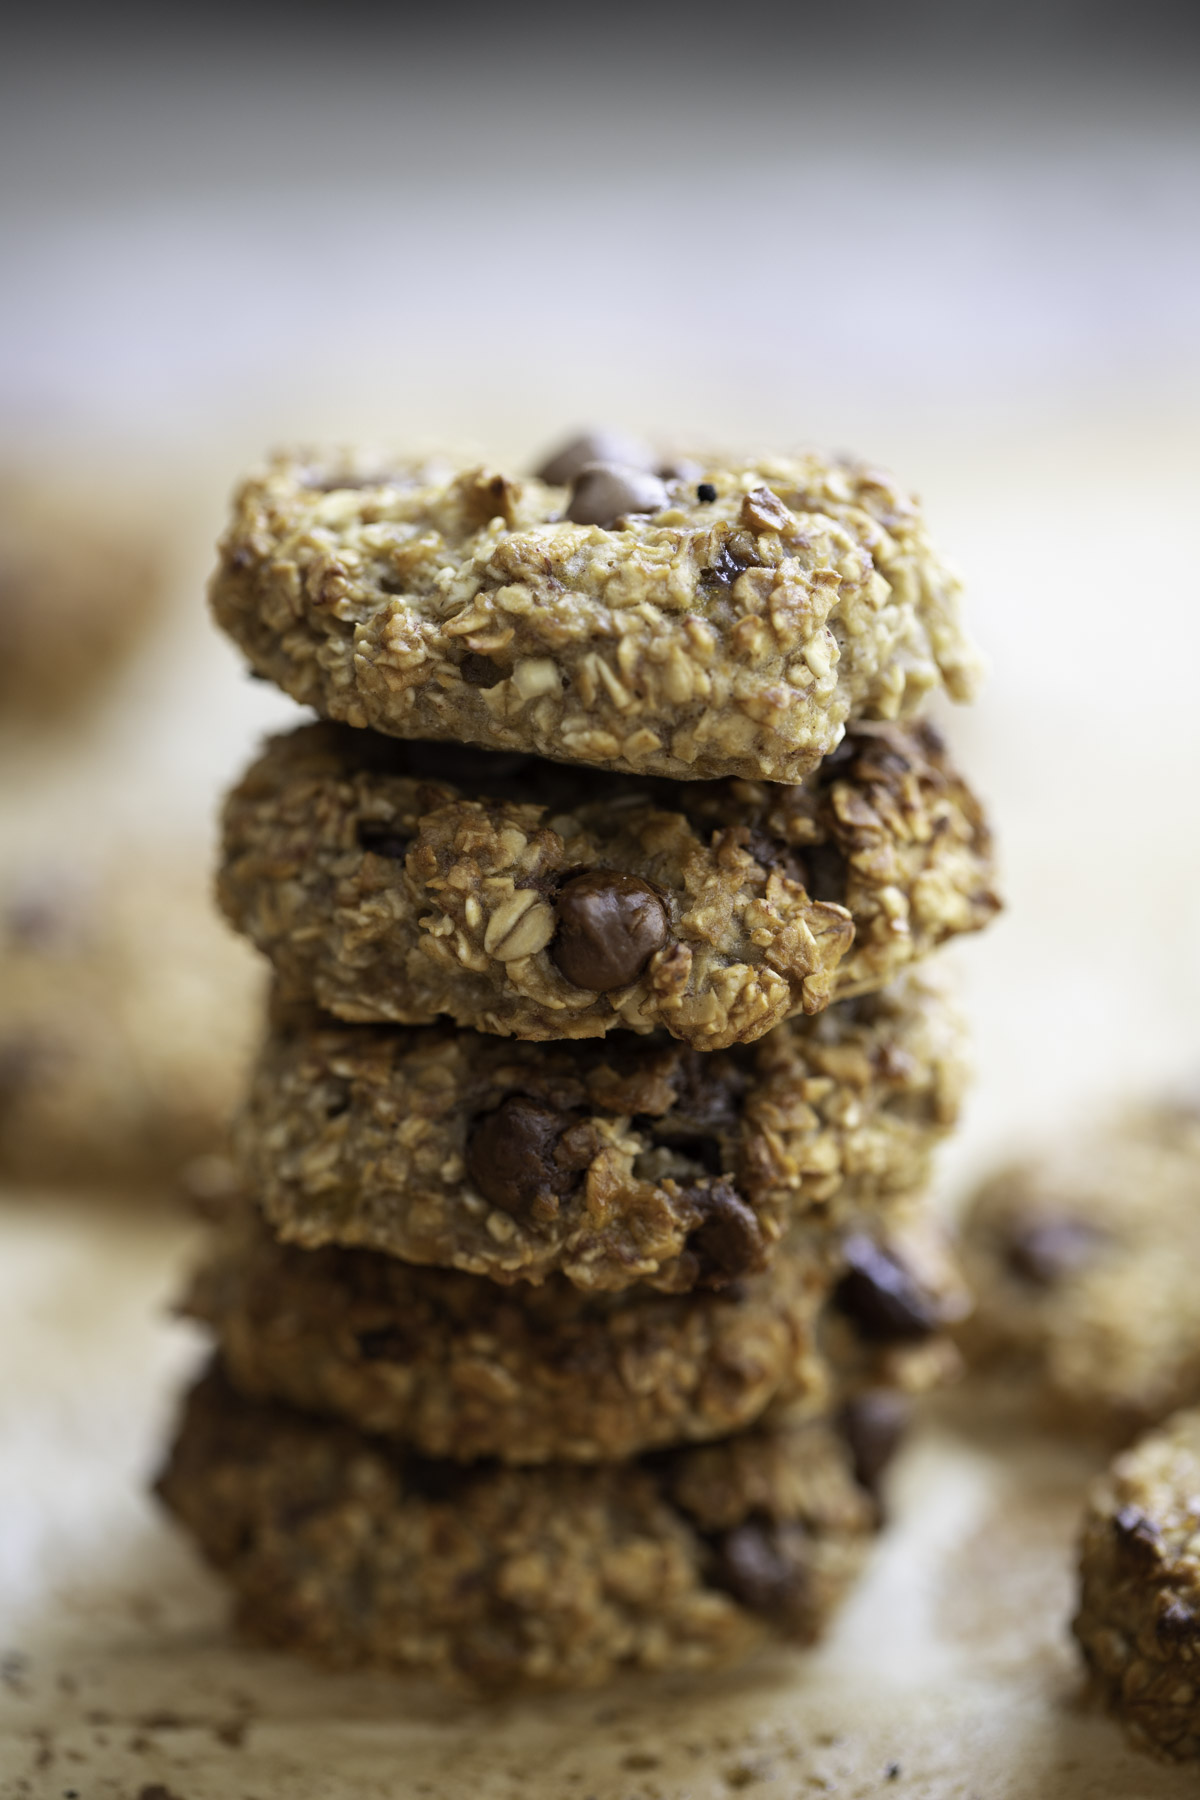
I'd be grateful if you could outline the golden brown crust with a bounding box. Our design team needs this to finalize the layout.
[209,448,979,784]
[156,1365,878,1692]
[237,972,966,1291]
[217,719,997,1049]
[1075,1408,1200,1760]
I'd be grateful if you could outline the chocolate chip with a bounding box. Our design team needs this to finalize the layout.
[465,1095,584,1217]
[1005,1213,1107,1286]
[800,841,848,906]
[710,1519,810,1626]
[1113,1505,1162,1565]
[356,1325,419,1364]
[700,543,751,590]
[356,820,411,860]
[683,1181,766,1288]
[834,1236,943,1341]
[534,430,656,487]
[566,463,670,528]
[1156,1597,1200,1643]
[696,482,717,503]
[460,651,506,689]
[839,1390,911,1498]
[550,870,669,991]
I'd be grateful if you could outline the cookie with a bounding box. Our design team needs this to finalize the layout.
[156,1364,879,1691]
[218,718,997,1050]
[239,970,965,1291]
[0,471,163,717]
[209,445,979,784]
[184,1202,966,1463]
[958,1105,1200,1437]
[1075,1407,1200,1760]
[0,856,263,1191]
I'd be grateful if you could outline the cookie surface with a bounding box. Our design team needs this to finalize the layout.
[219,719,996,1050]
[1075,1407,1200,1760]
[157,1365,878,1691]
[958,1106,1200,1437]
[209,447,978,783]
[185,1203,966,1463]
[0,856,263,1191]
[0,472,163,717]
[239,971,965,1291]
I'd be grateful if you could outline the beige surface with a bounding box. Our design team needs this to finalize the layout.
[2,50,1199,1790]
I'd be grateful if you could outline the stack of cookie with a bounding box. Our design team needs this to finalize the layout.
[158,433,999,1689]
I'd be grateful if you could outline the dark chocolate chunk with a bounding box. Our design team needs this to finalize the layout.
[1113,1505,1163,1565]
[356,1325,420,1365]
[839,1389,911,1498]
[683,1181,766,1288]
[696,482,718,503]
[710,1519,810,1626]
[460,652,506,689]
[550,870,669,991]
[465,1095,582,1218]
[566,463,669,528]
[1005,1213,1108,1286]
[356,821,412,861]
[1155,1597,1200,1644]
[535,430,656,487]
[833,1236,943,1341]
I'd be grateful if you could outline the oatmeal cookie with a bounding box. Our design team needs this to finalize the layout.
[958,1105,1200,1437]
[239,971,965,1291]
[157,1364,878,1691]
[218,719,996,1049]
[184,1201,965,1462]
[209,446,979,784]
[1075,1408,1200,1760]
[0,855,263,1191]
[0,470,164,717]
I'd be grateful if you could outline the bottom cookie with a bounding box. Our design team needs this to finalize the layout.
[157,1365,880,1692]
[1075,1408,1200,1761]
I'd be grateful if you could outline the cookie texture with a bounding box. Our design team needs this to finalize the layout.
[1075,1408,1200,1760]
[157,1365,878,1691]
[209,448,979,784]
[0,856,263,1190]
[0,471,163,717]
[958,1105,1200,1437]
[218,719,996,1049]
[184,1203,966,1462]
[239,971,965,1292]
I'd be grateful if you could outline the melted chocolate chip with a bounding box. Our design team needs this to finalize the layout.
[535,430,656,487]
[550,870,669,991]
[710,1519,810,1625]
[356,820,412,861]
[566,463,669,528]
[683,1181,765,1288]
[1113,1505,1162,1565]
[460,652,506,689]
[744,828,810,886]
[1005,1213,1107,1286]
[465,1095,585,1217]
[839,1390,911,1498]
[834,1236,943,1341]
[700,543,751,590]
[801,841,848,906]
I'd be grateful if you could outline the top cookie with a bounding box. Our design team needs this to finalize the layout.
[210,442,979,782]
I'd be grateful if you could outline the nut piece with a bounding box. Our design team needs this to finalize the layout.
[465,1095,580,1217]
[535,430,657,487]
[566,463,670,528]
[550,870,669,991]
